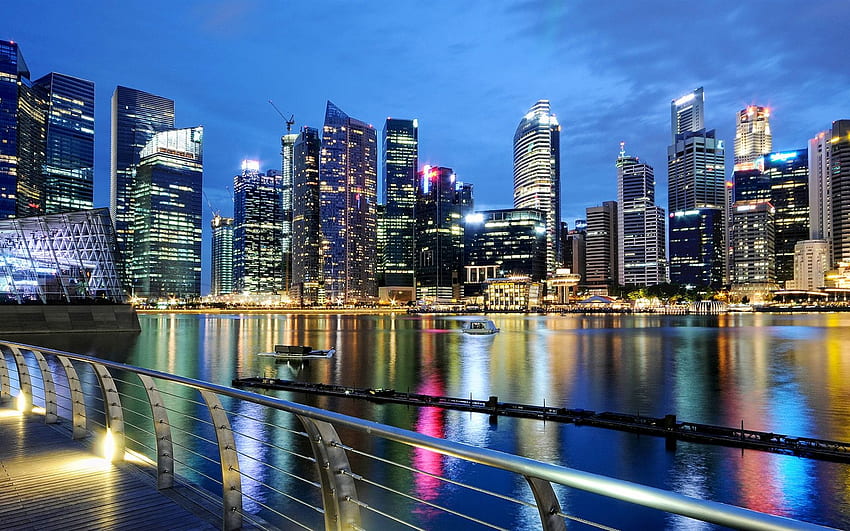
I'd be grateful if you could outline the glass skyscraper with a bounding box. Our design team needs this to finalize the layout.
[211,214,234,296]
[111,86,175,258]
[233,161,283,294]
[513,100,560,273]
[382,118,418,289]
[292,126,322,305]
[0,40,24,218]
[734,105,772,167]
[281,131,298,296]
[131,127,203,298]
[320,101,378,304]
[668,208,724,287]
[763,150,809,283]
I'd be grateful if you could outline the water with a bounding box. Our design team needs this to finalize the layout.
[15,311,850,529]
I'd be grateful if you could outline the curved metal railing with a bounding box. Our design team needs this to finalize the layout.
[0,340,829,530]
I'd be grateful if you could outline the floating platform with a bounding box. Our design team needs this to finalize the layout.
[232,377,850,463]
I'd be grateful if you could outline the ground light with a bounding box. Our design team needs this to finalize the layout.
[103,428,116,462]
[16,391,26,412]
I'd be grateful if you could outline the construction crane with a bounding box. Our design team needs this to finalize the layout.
[268,100,295,133]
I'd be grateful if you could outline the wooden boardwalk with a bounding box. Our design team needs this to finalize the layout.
[0,404,220,531]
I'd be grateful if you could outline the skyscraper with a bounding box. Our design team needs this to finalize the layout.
[280,130,298,297]
[111,86,175,258]
[809,131,831,245]
[0,40,25,218]
[131,127,203,298]
[233,161,283,294]
[382,118,418,290]
[828,120,850,265]
[320,101,378,304]
[734,106,772,166]
[668,88,726,286]
[616,147,666,286]
[415,166,473,301]
[292,126,322,305]
[584,201,618,294]
[762,150,809,283]
[731,201,775,286]
[513,100,560,274]
[210,215,234,296]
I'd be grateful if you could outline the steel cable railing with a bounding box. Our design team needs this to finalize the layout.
[0,341,832,531]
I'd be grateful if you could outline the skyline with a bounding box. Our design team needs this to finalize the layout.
[5,4,850,272]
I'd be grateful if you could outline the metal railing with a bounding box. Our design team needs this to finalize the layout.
[0,340,829,530]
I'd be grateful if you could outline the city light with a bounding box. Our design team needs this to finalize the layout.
[674,92,696,106]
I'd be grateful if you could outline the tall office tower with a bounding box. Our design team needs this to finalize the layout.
[513,100,561,274]
[280,130,298,296]
[616,148,666,286]
[734,106,772,167]
[382,118,418,289]
[376,203,387,279]
[0,40,25,218]
[34,74,95,214]
[210,215,234,296]
[731,201,775,286]
[562,221,586,282]
[668,208,724,286]
[319,101,378,304]
[809,131,831,243]
[830,120,850,265]
[762,150,809,284]
[291,127,323,305]
[584,201,618,294]
[233,161,283,294]
[791,240,829,290]
[415,166,473,300]
[111,86,175,258]
[131,127,203,298]
[668,88,726,286]
[670,87,704,142]
[463,208,547,297]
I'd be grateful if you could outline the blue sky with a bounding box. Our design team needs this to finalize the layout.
[5,1,850,289]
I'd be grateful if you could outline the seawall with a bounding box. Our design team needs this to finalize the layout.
[0,304,141,334]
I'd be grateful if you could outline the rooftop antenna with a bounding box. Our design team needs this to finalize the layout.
[619,141,626,158]
[269,100,295,133]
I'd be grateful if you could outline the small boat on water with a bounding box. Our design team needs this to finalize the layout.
[462,319,499,335]
[257,345,336,360]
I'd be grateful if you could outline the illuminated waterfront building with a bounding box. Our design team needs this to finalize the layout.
[483,276,541,312]
[111,86,175,260]
[291,127,323,305]
[668,208,724,287]
[790,240,829,291]
[382,118,418,292]
[762,150,809,283]
[809,131,832,246]
[233,161,283,295]
[320,101,378,304]
[131,127,203,299]
[810,120,850,267]
[734,106,772,166]
[616,147,666,286]
[415,166,472,301]
[280,131,297,298]
[463,208,546,297]
[731,201,775,287]
[210,215,234,296]
[562,220,586,285]
[584,201,618,294]
[668,88,726,286]
[513,100,560,273]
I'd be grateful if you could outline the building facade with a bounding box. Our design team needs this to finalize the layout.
[281,131,297,297]
[616,149,666,286]
[826,121,850,266]
[513,100,560,273]
[320,101,378,304]
[131,127,203,299]
[233,161,283,294]
[584,201,618,294]
[668,208,724,287]
[731,201,776,287]
[763,150,809,284]
[210,214,234,296]
[382,118,418,290]
[734,106,772,167]
[791,240,829,291]
[291,126,323,305]
[415,166,472,301]
[670,87,704,142]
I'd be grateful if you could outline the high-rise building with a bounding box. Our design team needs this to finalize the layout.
[562,221,586,284]
[734,106,772,167]
[210,214,234,296]
[762,150,809,283]
[280,130,298,297]
[111,86,175,258]
[463,208,547,297]
[668,88,726,286]
[415,166,473,301]
[824,121,850,265]
[670,87,704,142]
[513,100,560,273]
[0,41,94,219]
[233,161,283,294]
[584,201,618,294]
[131,127,203,298]
[731,201,775,286]
[382,118,418,289]
[292,126,323,305]
[616,147,666,286]
[790,240,829,291]
[668,208,724,287]
[809,131,831,245]
[319,101,378,304]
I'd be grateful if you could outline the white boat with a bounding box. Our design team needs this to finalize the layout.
[257,345,336,360]
[462,319,499,335]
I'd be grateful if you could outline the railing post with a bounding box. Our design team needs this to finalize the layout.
[9,345,33,413]
[297,415,362,531]
[524,475,567,531]
[30,349,58,423]
[92,363,125,462]
[56,355,87,439]
[0,345,10,400]
[199,390,243,531]
[138,374,174,489]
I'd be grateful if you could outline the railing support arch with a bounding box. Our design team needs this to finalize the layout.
[31,349,58,423]
[524,475,567,531]
[9,345,33,413]
[200,390,243,530]
[0,347,10,400]
[92,363,125,461]
[138,374,174,489]
[56,355,87,439]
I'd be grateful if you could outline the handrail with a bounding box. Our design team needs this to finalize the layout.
[0,340,831,531]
